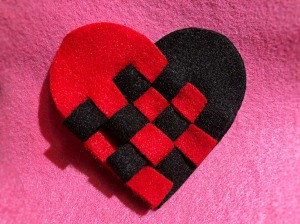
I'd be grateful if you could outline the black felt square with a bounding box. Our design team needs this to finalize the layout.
[154,106,189,141]
[63,98,107,142]
[195,106,230,140]
[113,65,151,102]
[106,144,147,182]
[156,148,195,205]
[152,66,188,101]
[105,104,149,143]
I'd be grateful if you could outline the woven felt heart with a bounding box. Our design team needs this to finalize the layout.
[50,23,246,208]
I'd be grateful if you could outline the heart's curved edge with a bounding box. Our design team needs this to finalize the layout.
[48,22,247,209]
[155,27,246,142]
[50,22,168,118]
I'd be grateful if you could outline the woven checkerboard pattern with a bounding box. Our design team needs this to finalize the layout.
[63,65,217,207]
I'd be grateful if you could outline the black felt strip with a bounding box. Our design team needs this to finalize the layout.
[113,65,151,103]
[195,107,231,141]
[152,66,187,101]
[106,143,148,182]
[156,148,195,206]
[63,98,107,142]
[105,104,149,144]
[155,28,246,141]
[154,106,189,141]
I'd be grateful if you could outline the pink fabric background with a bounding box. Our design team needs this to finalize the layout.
[1,1,299,223]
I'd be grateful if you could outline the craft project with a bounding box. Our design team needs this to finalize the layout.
[50,23,246,208]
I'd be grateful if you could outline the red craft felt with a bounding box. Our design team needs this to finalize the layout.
[50,23,167,118]
[175,124,217,166]
[172,83,207,122]
[126,166,173,208]
[130,124,174,165]
[84,131,117,164]
[134,87,169,122]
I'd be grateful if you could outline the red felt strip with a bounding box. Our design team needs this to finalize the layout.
[134,87,169,122]
[126,166,173,208]
[84,131,117,163]
[131,124,174,165]
[89,82,128,118]
[172,83,207,122]
[175,124,217,166]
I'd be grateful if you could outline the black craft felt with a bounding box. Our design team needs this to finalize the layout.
[106,144,148,182]
[156,148,195,205]
[105,104,149,143]
[154,106,189,141]
[63,98,107,142]
[195,107,231,141]
[155,28,246,141]
[113,65,151,102]
[152,66,187,101]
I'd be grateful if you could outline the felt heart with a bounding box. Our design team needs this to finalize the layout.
[50,23,246,208]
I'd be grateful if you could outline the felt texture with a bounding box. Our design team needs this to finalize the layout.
[171,83,207,123]
[63,98,108,142]
[106,144,148,182]
[50,23,167,118]
[175,124,218,166]
[105,104,149,144]
[126,166,173,208]
[84,131,116,163]
[154,106,189,141]
[51,23,228,207]
[155,28,246,141]
[114,65,152,103]
[156,148,196,205]
[131,124,174,166]
[1,1,299,223]
[153,67,187,101]
[134,87,169,122]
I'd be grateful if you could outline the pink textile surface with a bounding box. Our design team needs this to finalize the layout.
[0,0,299,223]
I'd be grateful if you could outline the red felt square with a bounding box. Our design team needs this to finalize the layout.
[84,131,117,163]
[134,87,169,122]
[175,124,217,166]
[171,82,207,122]
[90,82,128,118]
[126,166,173,208]
[131,124,174,165]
